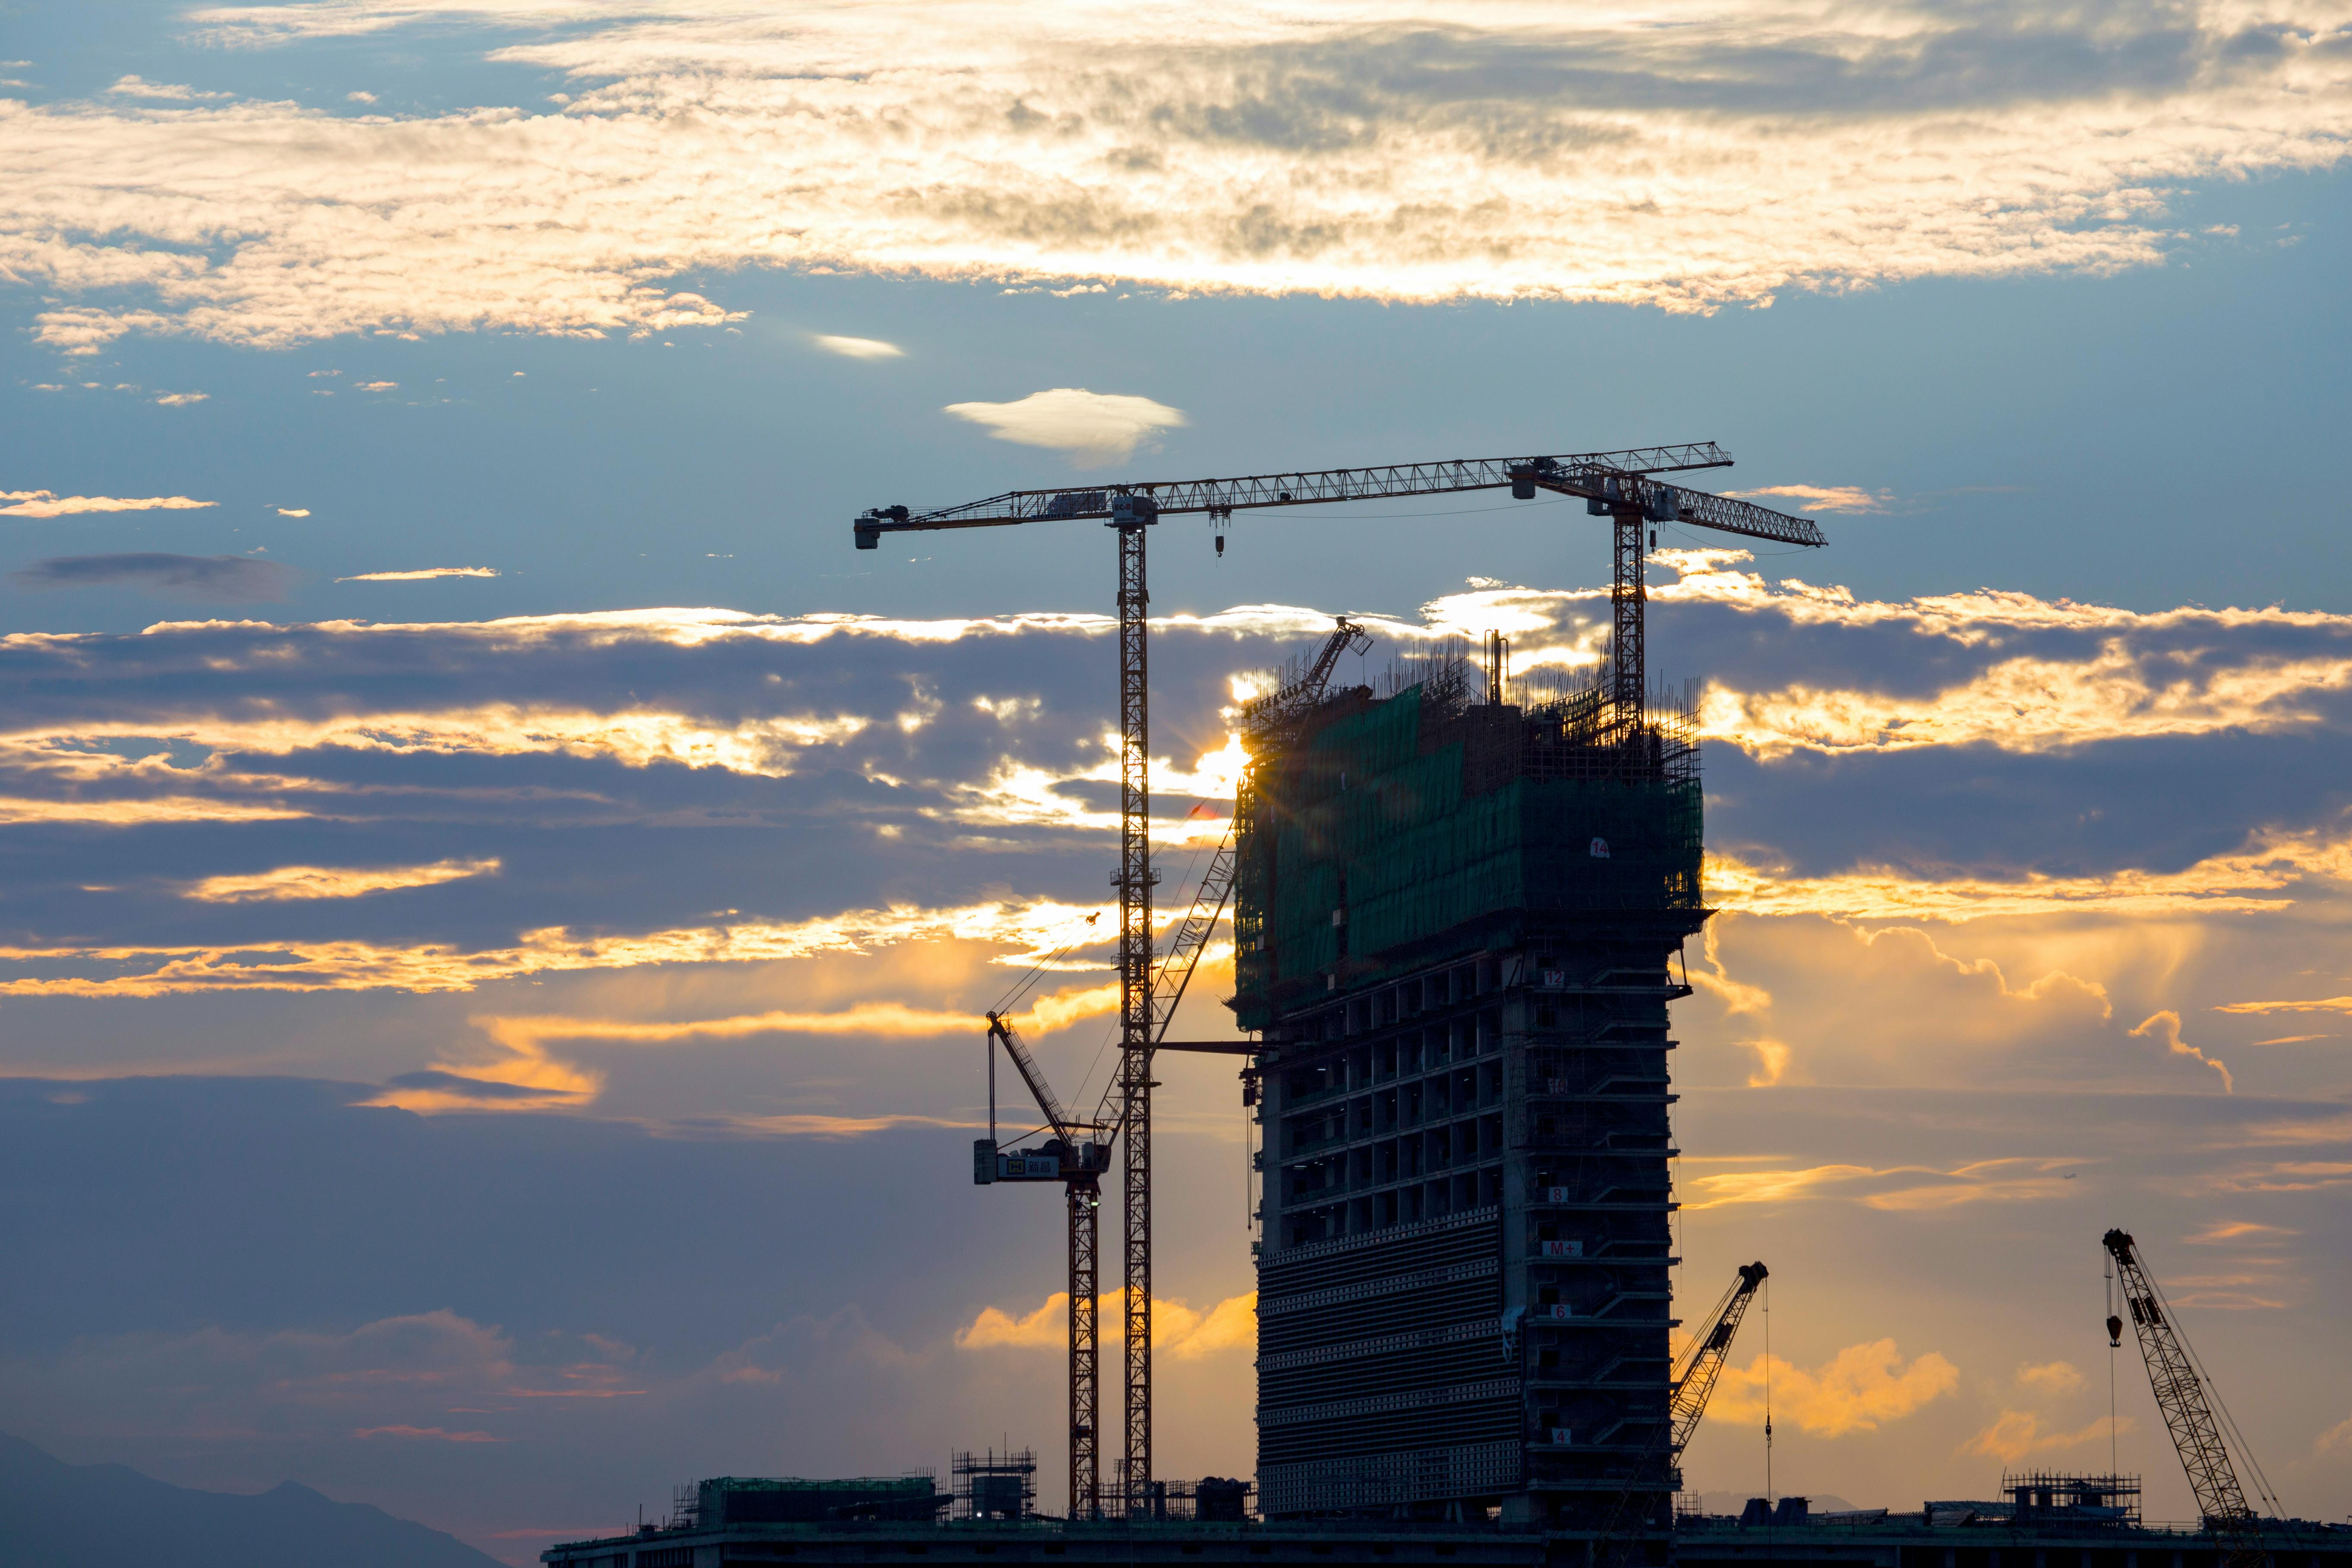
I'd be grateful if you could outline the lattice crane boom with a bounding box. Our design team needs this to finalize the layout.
[1671,1261,1768,1453]
[986,1012,1088,1146]
[2103,1228,2273,1568]
[1588,1259,1769,1568]
[852,445,1751,534]
[1133,615,1371,1074]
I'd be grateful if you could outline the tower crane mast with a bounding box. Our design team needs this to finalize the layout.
[864,443,1822,1516]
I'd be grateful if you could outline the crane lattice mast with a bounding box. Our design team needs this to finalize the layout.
[868,443,1822,1515]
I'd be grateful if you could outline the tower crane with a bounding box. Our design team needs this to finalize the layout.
[971,617,1370,1520]
[860,444,1824,1516]
[2103,1229,2285,1568]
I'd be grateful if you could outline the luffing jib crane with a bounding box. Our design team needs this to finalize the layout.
[2103,1229,2282,1568]
[976,1013,1109,1514]
[1671,1260,1770,1455]
[1591,1260,1769,1565]
[861,443,1823,1517]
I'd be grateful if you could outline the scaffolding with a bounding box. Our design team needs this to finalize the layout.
[1234,657,1704,1031]
[2002,1472,2142,1526]
[953,1450,1037,1522]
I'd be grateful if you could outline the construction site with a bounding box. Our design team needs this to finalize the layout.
[546,448,2345,1568]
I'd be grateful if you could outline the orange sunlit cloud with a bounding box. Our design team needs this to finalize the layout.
[1708,1340,1960,1437]
[957,1289,1256,1360]
[183,857,500,903]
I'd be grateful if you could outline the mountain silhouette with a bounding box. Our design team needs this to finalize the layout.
[0,1432,502,1568]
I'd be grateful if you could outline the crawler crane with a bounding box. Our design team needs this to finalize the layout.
[2103,1229,2288,1568]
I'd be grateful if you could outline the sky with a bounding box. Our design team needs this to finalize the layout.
[4,0,2352,1557]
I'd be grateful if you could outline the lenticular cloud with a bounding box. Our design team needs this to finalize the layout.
[5,0,2350,348]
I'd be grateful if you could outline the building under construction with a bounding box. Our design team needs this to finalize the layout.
[531,448,2333,1567]
[1234,650,1703,1526]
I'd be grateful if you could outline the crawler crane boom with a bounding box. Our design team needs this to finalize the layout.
[2103,1228,2281,1568]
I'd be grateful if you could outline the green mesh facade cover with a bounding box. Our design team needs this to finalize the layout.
[1233,683,1702,1029]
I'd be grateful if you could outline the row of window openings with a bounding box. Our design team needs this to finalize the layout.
[1282,1015,1503,1102]
[1281,1170,1503,1246]
[1302,961,1509,1042]
[1283,1120,1502,1196]
[1284,1064,1504,1150]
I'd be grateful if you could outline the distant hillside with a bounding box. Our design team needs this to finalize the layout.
[0,1432,502,1568]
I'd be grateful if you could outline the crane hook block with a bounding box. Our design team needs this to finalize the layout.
[2107,1313,2124,1347]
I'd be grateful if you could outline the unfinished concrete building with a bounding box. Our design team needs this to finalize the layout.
[1234,656,1705,1527]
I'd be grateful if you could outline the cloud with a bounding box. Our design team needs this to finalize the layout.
[276,507,310,517]
[1961,1410,2126,1462]
[336,567,499,581]
[0,795,308,825]
[181,856,501,903]
[2185,1221,2297,1244]
[2130,1010,2233,1092]
[1723,485,1890,513]
[812,334,903,359]
[6,1,2352,346]
[943,388,1187,468]
[1708,1340,1960,1437]
[353,1424,502,1442]
[104,76,230,102]
[1684,1157,2079,1211]
[2319,1413,2352,1454]
[152,392,208,406]
[0,490,217,518]
[0,893,1118,998]
[379,1068,586,1106]
[957,1289,1255,1359]
[7,552,295,601]
[354,379,397,391]
[377,978,1127,1111]
[1707,841,2323,922]
[2217,994,2352,1016]
[2015,1360,2084,1394]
